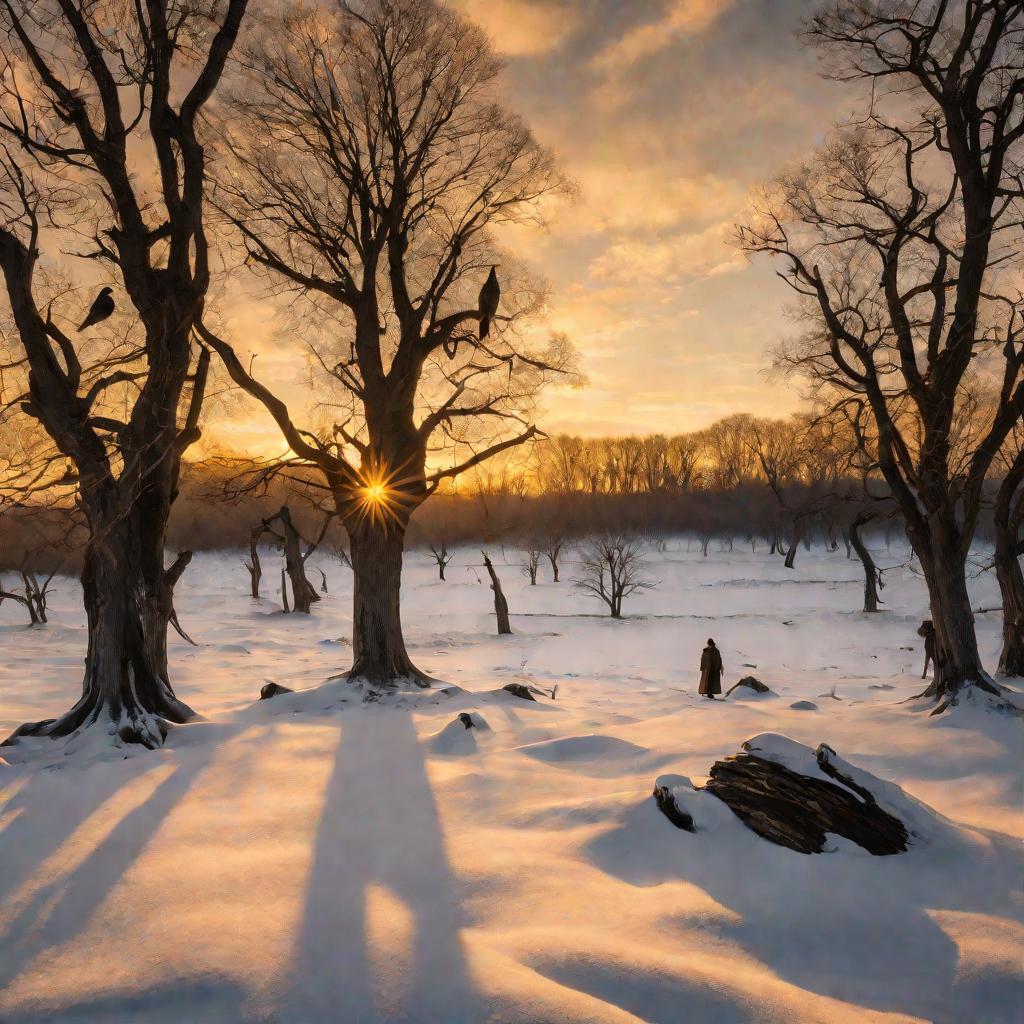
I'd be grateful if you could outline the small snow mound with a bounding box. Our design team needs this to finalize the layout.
[427,711,492,755]
[520,734,649,763]
[789,700,818,711]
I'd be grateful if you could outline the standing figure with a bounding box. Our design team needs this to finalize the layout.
[699,638,723,699]
[917,620,936,679]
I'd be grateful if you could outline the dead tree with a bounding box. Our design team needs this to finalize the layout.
[263,507,322,615]
[848,511,882,614]
[741,3,1024,709]
[428,542,453,582]
[0,0,248,748]
[0,573,46,625]
[573,533,655,618]
[244,525,263,599]
[520,544,542,585]
[482,551,512,635]
[542,534,566,583]
[202,0,571,687]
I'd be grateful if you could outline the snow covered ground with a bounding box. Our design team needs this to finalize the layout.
[1,541,1021,1024]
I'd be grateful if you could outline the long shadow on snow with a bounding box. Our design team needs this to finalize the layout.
[0,742,219,1002]
[279,709,482,1024]
[0,978,254,1024]
[584,794,1023,1023]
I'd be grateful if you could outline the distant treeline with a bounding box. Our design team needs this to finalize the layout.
[0,413,1007,572]
[0,443,1001,574]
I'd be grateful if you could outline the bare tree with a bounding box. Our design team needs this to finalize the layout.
[520,542,542,585]
[0,0,248,747]
[428,540,453,581]
[541,531,567,582]
[741,2,1024,709]
[202,0,571,687]
[573,533,655,618]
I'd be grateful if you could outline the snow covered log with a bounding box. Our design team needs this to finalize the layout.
[653,776,697,832]
[260,681,294,700]
[703,735,909,855]
[502,682,537,701]
[725,675,770,697]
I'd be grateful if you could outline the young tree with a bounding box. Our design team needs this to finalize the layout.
[540,530,567,583]
[428,540,453,581]
[520,542,542,585]
[573,533,655,618]
[741,1,1024,709]
[202,0,571,686]
[0,0,248,747]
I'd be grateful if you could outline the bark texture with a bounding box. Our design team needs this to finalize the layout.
[704,748,908,855]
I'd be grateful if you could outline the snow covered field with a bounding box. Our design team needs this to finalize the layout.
[1,542,1021,1024]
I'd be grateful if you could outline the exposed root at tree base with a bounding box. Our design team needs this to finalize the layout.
[3,699,194,752]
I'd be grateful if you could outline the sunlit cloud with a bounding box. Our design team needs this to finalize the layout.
[591,0,736,75]
[455,0,582,55]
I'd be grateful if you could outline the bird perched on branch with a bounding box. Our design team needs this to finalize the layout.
[77,287,114,332]
[478,266,500,339]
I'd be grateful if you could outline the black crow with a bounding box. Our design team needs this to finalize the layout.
[78,287,114,332]
[478,266,500,339]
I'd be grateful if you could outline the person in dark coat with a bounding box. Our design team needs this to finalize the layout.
[699,638,723,699]
[917,620,936,679]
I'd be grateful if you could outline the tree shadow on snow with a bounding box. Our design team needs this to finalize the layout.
[0,978,253,1024]
[0,744,219,1003]
[584,795,1024,1023]
[281,710,482,1023]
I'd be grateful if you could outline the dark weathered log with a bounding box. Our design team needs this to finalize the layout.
[260,682,294,700]
[725,676,770,696]
[483,551,512,635]
[703,748,908,855]
[502,682,536,701]
[653,783,696,832]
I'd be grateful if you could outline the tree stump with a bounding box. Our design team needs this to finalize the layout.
[703,742,908,855]
[482,551,512,634]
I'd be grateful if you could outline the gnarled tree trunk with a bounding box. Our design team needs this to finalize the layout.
[272,506,320,614]
[346,518,428,685]
[911,515,999,705]
[849,513,880,613]
[482,551,512,634]
[5,503,194,749]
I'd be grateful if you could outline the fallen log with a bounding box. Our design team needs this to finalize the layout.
[703,741,908,855]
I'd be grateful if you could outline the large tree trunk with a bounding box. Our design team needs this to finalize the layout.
[849,514,880,613]
[994,455,1024,677]
[346,519,428,686]
[911,515,998,705]
[4,505,193,749]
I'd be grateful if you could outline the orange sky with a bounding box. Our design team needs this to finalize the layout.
[210,0,858,458]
